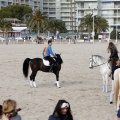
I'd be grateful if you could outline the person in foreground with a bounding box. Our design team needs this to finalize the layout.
[48,100,73,120]
[0,105,2,120]
[2,99,21,120]
[110,59,120,104]
[43,40,57,72]
[117,109,120,120]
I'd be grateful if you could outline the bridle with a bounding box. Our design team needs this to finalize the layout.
[89,55,111,68]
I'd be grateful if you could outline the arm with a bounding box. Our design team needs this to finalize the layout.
[110,48,115,58]
[42,51,45,58]
[49,46,55,57]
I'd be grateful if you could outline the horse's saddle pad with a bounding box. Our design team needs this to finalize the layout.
[43,59,50,66]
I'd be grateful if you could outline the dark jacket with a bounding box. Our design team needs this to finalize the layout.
[48,114,71,120]
[109,48,119,59]
[111,65,120,80]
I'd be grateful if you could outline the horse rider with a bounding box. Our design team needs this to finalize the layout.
[43,40,57,72]
[107,42,119,64]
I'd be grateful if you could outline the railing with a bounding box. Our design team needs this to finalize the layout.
[101,13,120,16]
[43,0,48,2]
[49,0,55,2]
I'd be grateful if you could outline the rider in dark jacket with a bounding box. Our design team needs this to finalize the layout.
[107,42,119,67]
[109,47,119,60]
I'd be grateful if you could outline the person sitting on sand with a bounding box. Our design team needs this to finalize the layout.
[117,108,120,120]
[48,100,73,120]
[2,99,21,120]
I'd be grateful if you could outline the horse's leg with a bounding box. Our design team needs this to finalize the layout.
[102,75,105,92]
[30,73,34,88]
[105,75,109,93]
[55,72,61,88]
[110,80,114,103]
[117,93,120,111]
[30,71,37,88]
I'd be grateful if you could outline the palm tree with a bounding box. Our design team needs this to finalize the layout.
[29,10,48,36]
[79,14,109,40]
[79,13,93,40]
[48,19,67,35]
[94,16,109,34]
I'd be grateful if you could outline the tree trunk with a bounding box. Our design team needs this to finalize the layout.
[37,21,40,44]
[88,26,92,41]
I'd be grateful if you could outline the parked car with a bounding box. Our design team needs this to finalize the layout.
[15,37,23,40]
[84,36,88,41]
[8,37,14,40]
[0,37,5,41]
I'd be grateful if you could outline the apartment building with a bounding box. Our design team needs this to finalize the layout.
[0,0,119,32]
[76,0,120,33]
[0,0,41,11]
[42,0,75,32]
[42,0,120,33]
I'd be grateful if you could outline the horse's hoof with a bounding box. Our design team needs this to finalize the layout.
[110,102,113,104]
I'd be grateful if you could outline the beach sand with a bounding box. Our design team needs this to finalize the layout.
[0,42,118,120]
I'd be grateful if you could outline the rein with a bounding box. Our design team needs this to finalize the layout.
[92,61,108,67]
[90,55,111,69]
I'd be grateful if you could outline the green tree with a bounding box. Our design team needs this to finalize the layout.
[110,29,119,39]
[0,19,12,38]
[48,19,67,35]
[0,5,32,21]
[29,10,48,36]
[95,16,109,34]
[79,13,109,40]
[79,13,93,40]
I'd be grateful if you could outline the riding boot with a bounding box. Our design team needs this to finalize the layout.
[49,64,54,72]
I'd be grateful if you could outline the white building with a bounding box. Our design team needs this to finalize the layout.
[42,0,75,32]
[76,0,120,34]
[42,0,120,33]
[0,0,120,33]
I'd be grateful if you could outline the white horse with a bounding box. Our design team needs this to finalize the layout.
[89,55,111,93]
[114,68,120,110]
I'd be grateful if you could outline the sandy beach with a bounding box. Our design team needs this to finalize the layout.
[0,42,119,120]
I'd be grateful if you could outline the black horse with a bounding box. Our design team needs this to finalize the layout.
[23,54,63,88]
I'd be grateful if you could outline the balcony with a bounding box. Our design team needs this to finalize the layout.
[101,13,120,17]
[43,0,48,3]
[49,0,55,3]
[49,14,56,17]
[49,5,55,8]
[21,1,26,4]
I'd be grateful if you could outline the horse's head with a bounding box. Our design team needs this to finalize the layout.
[89,55,97,69]
[55,53,63,64]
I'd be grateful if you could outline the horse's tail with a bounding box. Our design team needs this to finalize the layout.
[23,58,31,78]
[114,70,119,105]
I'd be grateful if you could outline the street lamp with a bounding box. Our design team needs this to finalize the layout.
[92,8,95,44]
[89,6,95,44]
[116,8,118,42]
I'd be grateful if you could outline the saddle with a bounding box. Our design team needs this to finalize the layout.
[43,59,50,66]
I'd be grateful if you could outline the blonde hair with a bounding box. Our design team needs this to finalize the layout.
[2,99,17,120]
[107,42,118,53]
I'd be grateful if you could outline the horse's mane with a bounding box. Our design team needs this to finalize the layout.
[93,55,106,61]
